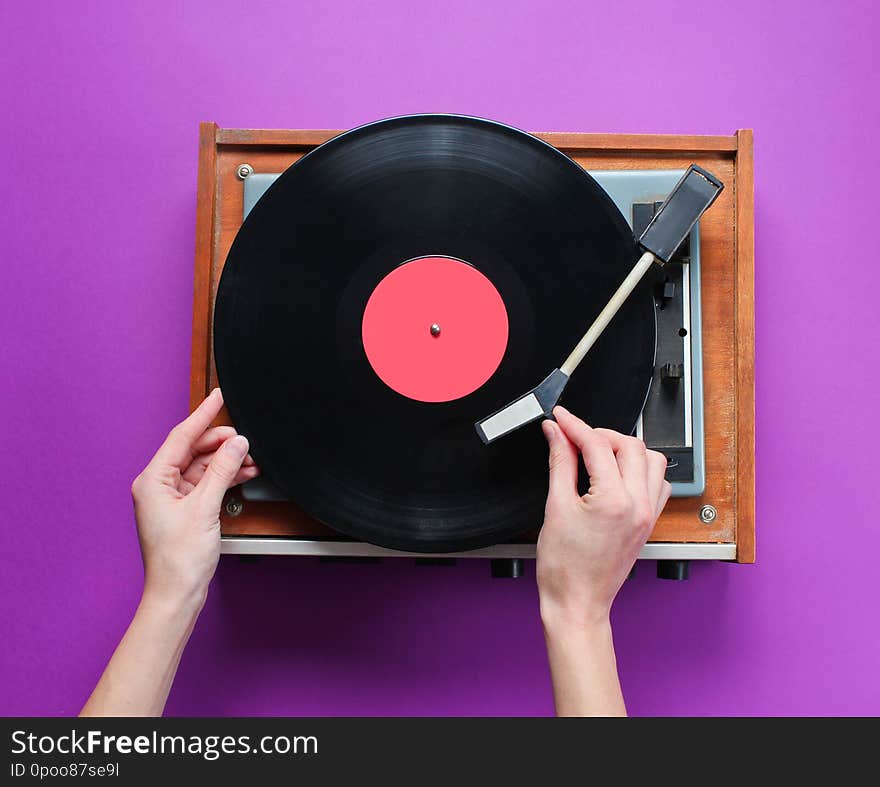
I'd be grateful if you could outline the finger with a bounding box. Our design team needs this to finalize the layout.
[193,435,250,512]
[553,406,620,488]
[594,429,649,499]
[180,460,259,495]
[654,480,672,520]
[181,454,210,488]
[236,464,260,483]
[542,419,579,503]
[190,427,257,467]
[151,388,225,469]
[645,449,670,509]
[191,426,238,456]
[181,448,260,488]
[180,466,260,495]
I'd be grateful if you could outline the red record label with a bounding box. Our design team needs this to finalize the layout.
[361,256,509,402]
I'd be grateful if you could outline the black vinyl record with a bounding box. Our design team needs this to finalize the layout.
[214,115,656,552]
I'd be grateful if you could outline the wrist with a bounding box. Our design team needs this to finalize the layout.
[541,611,617,678]
[540,599,612,639]
[541,610,623,717]
[140,581,207,625]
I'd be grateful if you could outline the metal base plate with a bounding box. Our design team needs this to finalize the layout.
[221,537,735,560]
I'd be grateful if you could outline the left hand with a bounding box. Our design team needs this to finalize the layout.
[130,389,259,609]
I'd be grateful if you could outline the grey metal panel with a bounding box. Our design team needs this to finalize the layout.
[243,173,276,217]
[589,170,706,496]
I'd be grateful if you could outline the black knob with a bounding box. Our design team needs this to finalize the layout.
[657,560,690,581]
[654,278,677,307]
[490,558,525,579]
[660,362,684,384]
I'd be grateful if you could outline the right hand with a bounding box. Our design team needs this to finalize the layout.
[536,406,671,629]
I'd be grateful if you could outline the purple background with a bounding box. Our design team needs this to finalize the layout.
[2,0,878,716]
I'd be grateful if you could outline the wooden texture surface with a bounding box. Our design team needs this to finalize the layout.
[191,124,756,560]
[190,122,218,412]
[734,129,756,563]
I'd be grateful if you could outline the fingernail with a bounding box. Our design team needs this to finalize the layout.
[224,435,249,459]
[541,419,557,442]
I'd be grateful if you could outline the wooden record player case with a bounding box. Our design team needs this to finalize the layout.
[191,123,755,564]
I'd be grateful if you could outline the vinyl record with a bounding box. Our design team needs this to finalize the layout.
[214,115,656,552]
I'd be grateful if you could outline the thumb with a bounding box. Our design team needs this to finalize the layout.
[542,419,579,503]
[195,435,250,513]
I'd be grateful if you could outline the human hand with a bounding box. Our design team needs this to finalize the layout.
[80,390,258,717]
[536,406,671,630]
[130,388,259,611]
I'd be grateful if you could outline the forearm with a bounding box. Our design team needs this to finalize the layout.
[80,591,204,717]
[542,615,626,717]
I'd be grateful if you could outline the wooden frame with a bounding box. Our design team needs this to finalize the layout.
[191,123,755,562]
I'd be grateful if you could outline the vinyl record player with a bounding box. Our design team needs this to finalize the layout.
[190,120,754,576]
